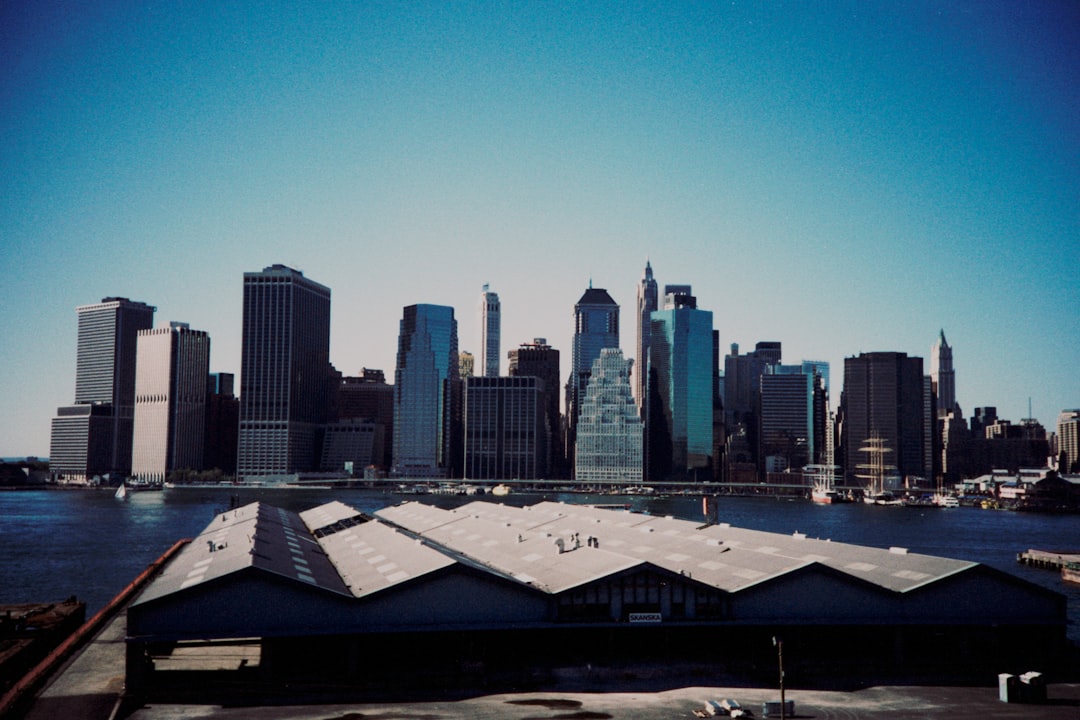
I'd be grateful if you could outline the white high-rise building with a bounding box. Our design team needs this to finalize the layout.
[1058,410,1080,473]
[480,284,500,378]
[131,322,210,482]
[575,348,643,484]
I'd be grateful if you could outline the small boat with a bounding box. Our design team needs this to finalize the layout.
[1063,562,1080,586]
[491,483,511,496]
[114,483,127,500]
[934,493,960,508]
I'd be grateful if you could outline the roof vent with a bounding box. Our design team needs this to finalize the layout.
[889,546,909,555]
[793,532,806,539]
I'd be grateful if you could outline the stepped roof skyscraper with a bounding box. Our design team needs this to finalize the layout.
[634,260,658,412]
[479,284,501,378]
[237,265,331,480]
[575,348,642,483]
[393,304,459,478]
[49,297,155,482]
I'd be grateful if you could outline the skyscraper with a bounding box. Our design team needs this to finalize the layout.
[393,304,458,477]
[131,322,210,482]
[237,265,331,480]
[646,287,714,480]
[575,348,643,483]
[479,284,501,378]
[1058,410,1080,473]
[634,260,658,412]
[930,329,956,416]
[49,297,155,482]
[841,352,927,485]
[759,365,815,473]
[464,376,546,479]
[508,338,562,477]
[566,284,619,472]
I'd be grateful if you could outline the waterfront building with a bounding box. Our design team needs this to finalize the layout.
[204,373,238,475]
[479,284,501,378]
[634,260,658,413]
[393,304,459,478]
[237,265,332,480]
[458,351,474,380]
[1058,409,1080,473]
[575,348,642,483]
[126,499,1068,694]
[566,285,619,473]
[337,369,393,469]
[49,297,155,482]
[131,323,210,483]
[508,338,563,477]
[930,329,957,416]
[464,376,546,479]
[758,365,815,473]
[645,287,713,480]
[841,352,926,484]
[320,419,382,476]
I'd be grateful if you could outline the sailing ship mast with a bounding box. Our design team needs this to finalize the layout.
[855,435,896,498]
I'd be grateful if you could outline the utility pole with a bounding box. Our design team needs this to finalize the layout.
[773,635,785,720]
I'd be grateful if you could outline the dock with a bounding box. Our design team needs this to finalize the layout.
[1017,549,1080,569]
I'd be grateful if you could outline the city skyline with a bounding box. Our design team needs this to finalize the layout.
[2,3,1078,457]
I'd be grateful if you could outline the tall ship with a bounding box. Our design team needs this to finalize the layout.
[806,464,848,504]
[856,436,902,505]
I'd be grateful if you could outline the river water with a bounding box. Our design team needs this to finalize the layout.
[2,487,1078,642]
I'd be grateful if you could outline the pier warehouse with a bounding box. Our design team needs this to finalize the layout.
[125,500,1068,692]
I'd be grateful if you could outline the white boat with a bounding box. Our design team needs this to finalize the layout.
[934,493,960,508]
[114,483,127,500]
[491,483,511,496]
[855,436,901,506]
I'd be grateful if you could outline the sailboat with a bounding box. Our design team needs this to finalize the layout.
[856,436,902,505]
[807,464,848,504]
[114,483,127,500]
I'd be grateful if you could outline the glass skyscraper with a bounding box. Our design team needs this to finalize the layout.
[237,265,331,480]
[646,287,713,480]
[393,304,458,477]
[566,285,619,472]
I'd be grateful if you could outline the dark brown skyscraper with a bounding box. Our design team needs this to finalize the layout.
[841,352,926,485]
[508,338,562,477]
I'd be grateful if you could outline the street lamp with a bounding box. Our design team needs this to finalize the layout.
[772,635,785,720]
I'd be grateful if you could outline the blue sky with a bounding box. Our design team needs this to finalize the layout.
[2,1,1077,457]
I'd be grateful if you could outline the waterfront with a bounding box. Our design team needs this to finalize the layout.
[2,487,1079,642]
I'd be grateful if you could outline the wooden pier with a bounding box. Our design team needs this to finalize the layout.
[1017,549,1080,569]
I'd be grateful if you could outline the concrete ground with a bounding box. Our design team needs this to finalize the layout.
[18,609,1080,720]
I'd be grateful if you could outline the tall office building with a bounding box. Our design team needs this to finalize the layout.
[646,287,714,480]
[131,323,210,482]
[204,373,238,475]
[49,297,155,482]
[575,348,643,483]
[930,329,957,416]
[464,376,546,479]
[759,365,815,473]
[393,304,458,477]
[458,351,475,380]
[634,260,658,412]
[1058,410,1080,473]
[508,338,562,477]
[722,341,782,469]
[479,284,501,378]
[566,284,619,472]
[841,352,927,485]
[237,265,332,480]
